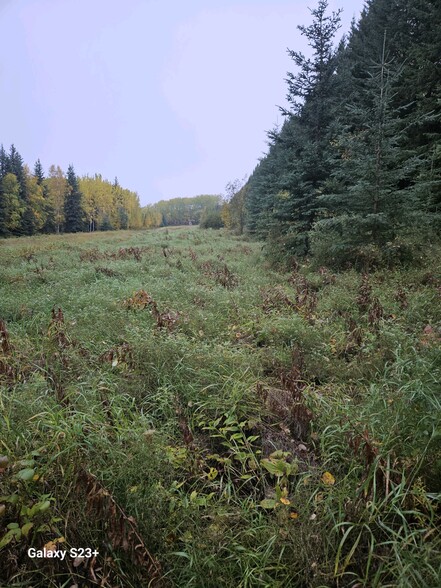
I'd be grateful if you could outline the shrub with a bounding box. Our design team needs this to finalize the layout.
[199,208,224,229]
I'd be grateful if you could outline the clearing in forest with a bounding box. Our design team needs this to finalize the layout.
[0,227,440,587]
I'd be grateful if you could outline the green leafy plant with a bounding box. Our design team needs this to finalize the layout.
[0,454,57,550]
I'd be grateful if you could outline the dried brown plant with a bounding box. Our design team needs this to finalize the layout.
[76,469,163,586]
[357,274,372,312]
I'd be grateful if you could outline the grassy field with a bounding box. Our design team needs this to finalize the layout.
[0,227,440,587]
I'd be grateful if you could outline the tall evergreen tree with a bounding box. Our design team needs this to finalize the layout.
[8,145,36,235]
[245,0,440,267]
[34,159,45,184]
[8,145,26,201]
[63,165,85,233]
[397,0,441,220]
[0,145,9,179]
[313,36,413,263]
[0,145,8,233]
[246,1,343,257]
[310,0,441,266]
[280,0,342,254]
[246,132,285,240]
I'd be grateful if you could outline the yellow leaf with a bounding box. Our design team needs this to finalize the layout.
[33,474,40,481]
[44,541,56,552]
[280,497,290,505]
[322,471,336,486]
[290,512,299,519]
[44,537,65,552]
[207,467,218,481]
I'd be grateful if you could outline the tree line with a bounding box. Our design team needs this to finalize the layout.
[145,195,222,227]
[0,143,224,236]
[224,0,440,267]
[0,144,145,236]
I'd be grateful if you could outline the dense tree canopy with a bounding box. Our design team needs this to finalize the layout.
[0,148,223,236]
[0,148,145,236]
[242,0,441,267]
[149,195,222,227]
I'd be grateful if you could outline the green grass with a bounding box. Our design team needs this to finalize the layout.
[1,227,440,587]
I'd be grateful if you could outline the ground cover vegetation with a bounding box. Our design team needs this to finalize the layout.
[0,226,440,587]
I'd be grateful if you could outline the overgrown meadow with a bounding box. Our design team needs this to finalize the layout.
[0,227,440,587]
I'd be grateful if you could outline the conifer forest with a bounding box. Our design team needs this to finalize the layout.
[1,1,440,587]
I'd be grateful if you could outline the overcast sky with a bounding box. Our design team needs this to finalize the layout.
[0,0,365,205]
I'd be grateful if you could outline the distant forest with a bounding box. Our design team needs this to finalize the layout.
[0,143,221,236]
[223,0,440,268]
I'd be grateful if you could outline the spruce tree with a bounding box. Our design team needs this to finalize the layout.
[313,44,414,264]
[268,0,342,256]
[246,134,284,240]
[64,165,85,233]
[34,159,45,184]
[8,145,35,235]
[311,0,441,266]
[244,0,440,265]
[0,146,7,232]
[398,0,441,222]
[0,145,9,179]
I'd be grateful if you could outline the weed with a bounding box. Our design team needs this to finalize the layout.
[357,273,372,312]
[200,260,239,289]
[95,266,120,278]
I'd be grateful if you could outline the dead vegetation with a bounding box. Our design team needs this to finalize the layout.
[288,273,318,320]
[258,348,313,441]
[80,246,143,262]
[0,319,15,381]
[99,342,134,367]
[74,469,164,587]
[261,285,296,314]
[95,266,120,278]
[199,260,239,289]
[123,290,180,331]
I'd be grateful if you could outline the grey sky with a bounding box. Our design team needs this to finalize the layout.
[0,0,365,205]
